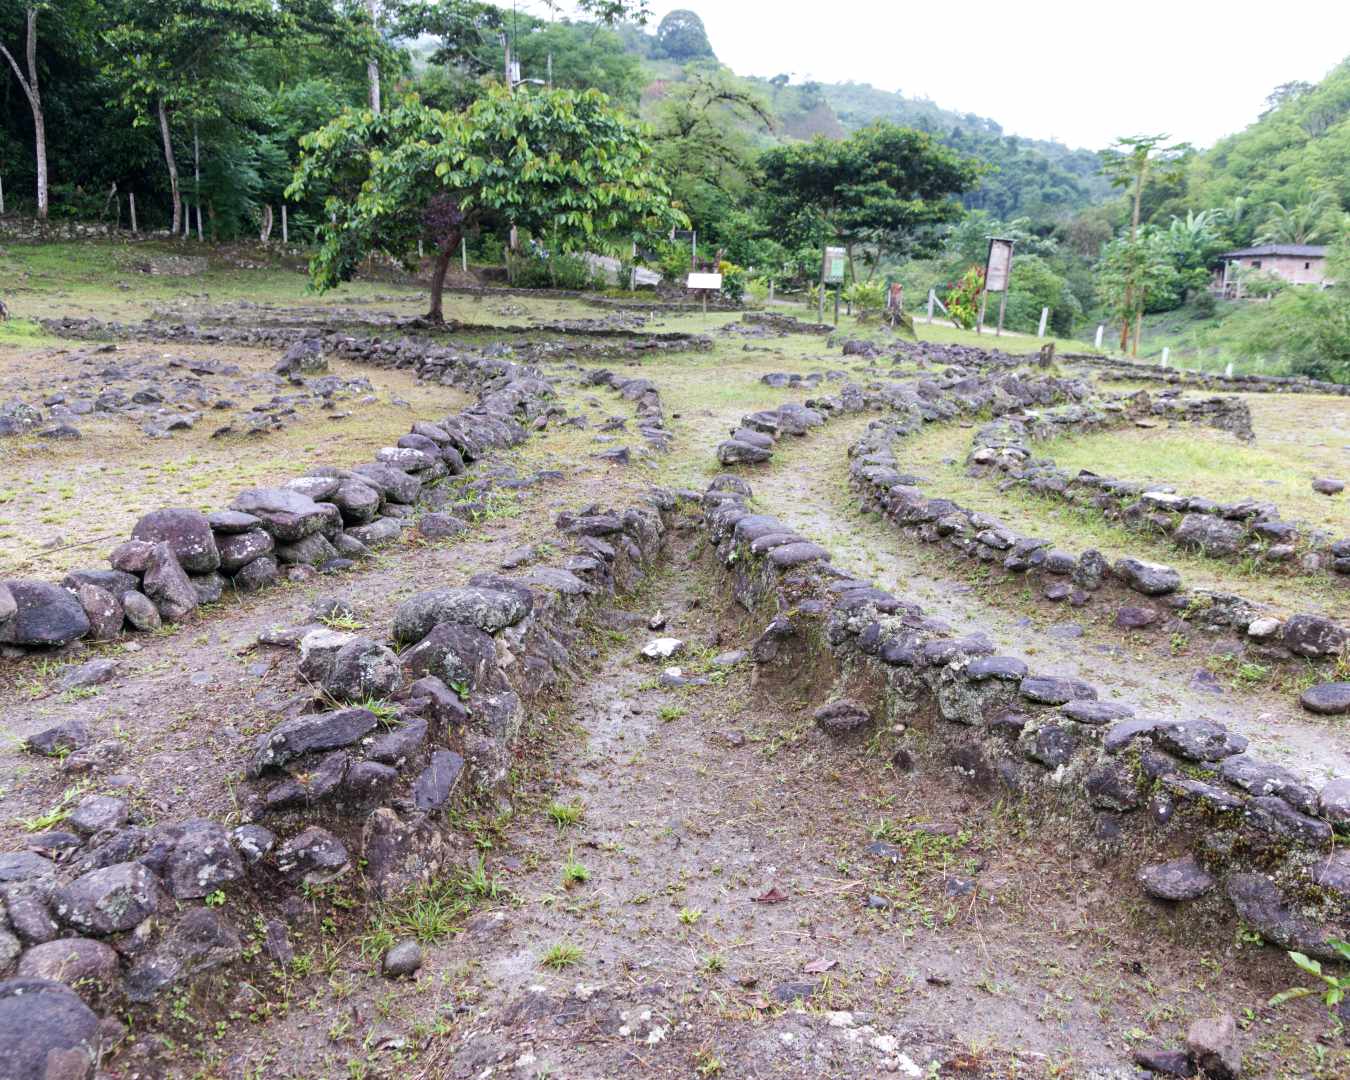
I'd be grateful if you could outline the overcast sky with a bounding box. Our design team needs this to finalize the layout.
[497,0,1350,149]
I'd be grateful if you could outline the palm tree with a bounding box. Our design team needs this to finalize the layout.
[1256,191,1339,245]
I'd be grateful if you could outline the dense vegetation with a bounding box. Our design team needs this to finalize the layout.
[1,3,1347,378]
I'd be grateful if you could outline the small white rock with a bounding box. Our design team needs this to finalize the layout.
[640,637,685,660]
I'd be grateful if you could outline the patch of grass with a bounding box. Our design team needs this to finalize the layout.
[561,850,590,888]
[546,799,585,831]
[540,941,584,971]
[677,906,702,925]
[18,781,89,832]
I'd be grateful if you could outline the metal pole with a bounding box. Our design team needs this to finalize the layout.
[281,204,288,244]
[995,290,1008,336]
[0,173,5,215]
[833,286,840,326]
[818,282,825,324]
[129,192,137,234]
[1160,346,1169,367]
[976,289,988,334]
[927,288,935,324]
[1037,307,1048,338]
[461,235,467,273]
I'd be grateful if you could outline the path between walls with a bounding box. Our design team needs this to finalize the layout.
[747,415,1350,787]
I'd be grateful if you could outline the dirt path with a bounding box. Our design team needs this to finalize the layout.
[747,415,1350,787]
[212,537,1339,1080]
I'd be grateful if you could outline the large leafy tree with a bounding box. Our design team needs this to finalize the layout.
[758,122,980,281]
[287,86,686,321]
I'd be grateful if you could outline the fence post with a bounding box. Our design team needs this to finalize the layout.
[1094,324,1104,349]
[0,174,5,215]
[927,288,935,324]
[129,192,137,233]
[1224,362,1233,377]
[281,204,288,244]
[461,235,467,273]
[1037,307,1049,338]
[1160,347,1169,367]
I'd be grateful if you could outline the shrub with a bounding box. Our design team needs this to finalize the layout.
[945,266,985,329]
[842,280,887,320]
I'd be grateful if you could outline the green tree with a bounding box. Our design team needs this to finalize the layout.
[1255,189,1343,244]
[1096,229,1183,342]
[287,86,685,321]
[655,9,714,61]
[1100,133,1190,352]
[758,121,980,283]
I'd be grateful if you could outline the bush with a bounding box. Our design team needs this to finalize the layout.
[717,260,746,303]
[510,252,595,290]
[944,266,984,329]
[842,280,887,320]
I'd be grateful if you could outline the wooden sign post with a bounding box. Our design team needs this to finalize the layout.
[687,271,723,317]
[977,237,1015,336]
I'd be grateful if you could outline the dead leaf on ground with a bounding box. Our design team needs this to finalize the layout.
[752,887,788,904]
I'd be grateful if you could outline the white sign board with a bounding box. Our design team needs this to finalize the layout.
[687,272,723,290]
[985,238,1014,292]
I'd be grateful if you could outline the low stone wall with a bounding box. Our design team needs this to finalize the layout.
[1065,353,1350,397]
[0,491,684,1073]
[971,421,1350,580]
[848,416,1349,670]
[581,369,673,454]
[0,343,560,657]
[698,479,1348,973]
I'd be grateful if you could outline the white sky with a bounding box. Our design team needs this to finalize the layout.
[494,0,1350,150]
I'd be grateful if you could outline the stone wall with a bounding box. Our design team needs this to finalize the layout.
[0,490,684,1074]
[698,479,1348,974]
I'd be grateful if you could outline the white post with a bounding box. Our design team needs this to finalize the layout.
[0,173,5,215]
[196,204,203,241]
[1160,347,1170,367]
[281,203,288,244]
[927,288,935,324]
[1037,307,1049,338]
[417,238,424,258]
[129,192,137,233]
[768,280,774,304]
[1094,324,1104,349]
[461,235,467,273]
[1224,362,1234,377]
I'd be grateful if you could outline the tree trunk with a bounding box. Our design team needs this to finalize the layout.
[193,120,202,241]
[1,8,48,219]
[426,239,458,323]
[366,0,381,114]
[158,99,181,235]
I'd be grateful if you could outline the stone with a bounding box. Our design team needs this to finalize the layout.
[67,796,128,837]
[1084,761,1141,811]
[231,825,276,864]
[0,977,102,1080]
[351,462,421,504]
[275,826,349,885]
[814,700,872,737]
[75,585,122,641]
[1227,873,1340,959]
[1281,614,1347,659]
[418,512,468,540]
[275,337,327,376]
[1320,778,1350,830]
[366,718,428,766]
[1137,855,1215,901]
[1311,477,1345,496]
[108,539,156,575]
[342,760,398,802]
[1300,682,1350,716]
[345,518,402,546]
[1019,675,1097,705]
[17,938,121,995]
[1185,1014,1241,1080]
[0,851,56,884]
[206,510,260,534]
[392,586,531,642]
[286,475,341,502]
[54,862,161,935]
[251,708,379,776]
[1115,606,1158,629]
[1073,549,1108,590]
[233,554,280,592]
[966,655,1028,682]
[1132,1048,1196,1077]
[124,908,241,1003]
[191,571,223,605]
[402,623,498,692]
[323,638,402,700]
[1311,850,1350,897]
[1175,513,1246,557]
[164,820,243,899]
[216,529,274,574]
[1060,700,1133,724]
[230,487,328,542]
[26,721,92,757]
[1242,795,1332,845]
[768,541,830,567]
[54,659,120,693]
[1217,755,1316,813]
[330,478,382,523]
[717,440,773,465]
[275,532,339,566]
[296,628,356,684]
[640,637,684,660]
[382,940,423,978]
[1113,557,1181,596]
[141,542,198,622]
[361,808,444,900]
[131,508,220,574]
[1027,723,1077,768]
[413,750,465,812]
[120,590,161,631]
[2,580,89,646]
[1152,720,1247,762]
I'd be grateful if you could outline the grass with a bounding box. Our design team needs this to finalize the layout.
[546,799,585,830]
[561,850,590,888]
[18,781,89,832]
[540,941,584,971]
[361,860,499,961]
